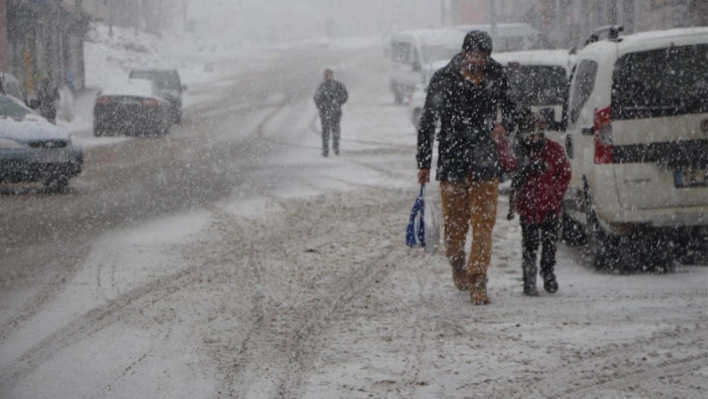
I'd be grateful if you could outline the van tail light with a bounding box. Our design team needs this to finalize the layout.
[593,106,613,164]
[142,98,159,108]
[95,97,110,105]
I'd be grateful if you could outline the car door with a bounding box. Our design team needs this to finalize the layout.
[563,57,600,216]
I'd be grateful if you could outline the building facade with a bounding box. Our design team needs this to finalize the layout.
[451,0,707,49]
[3,0,89,93]
[0,0,9,71]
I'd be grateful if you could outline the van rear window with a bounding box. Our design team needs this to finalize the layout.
[506,65,568,106]
[612,44,708,119]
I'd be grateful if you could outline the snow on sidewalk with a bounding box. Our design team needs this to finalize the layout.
[4,45,706,399]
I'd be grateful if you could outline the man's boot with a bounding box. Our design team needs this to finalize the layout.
[469,274,490,305]
[523,260,539,297]
[450,258,467,291]
[541,269,559,293]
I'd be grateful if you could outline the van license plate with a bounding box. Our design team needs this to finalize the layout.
[675,168,708,188]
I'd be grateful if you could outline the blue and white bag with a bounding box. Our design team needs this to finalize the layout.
[406,185,441,254]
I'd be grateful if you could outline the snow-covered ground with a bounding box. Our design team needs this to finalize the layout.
[1,30,706,398]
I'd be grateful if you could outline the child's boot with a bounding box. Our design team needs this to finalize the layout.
[523,261,539,297]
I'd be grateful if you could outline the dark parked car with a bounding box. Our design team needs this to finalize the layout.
[93,80,172,137]
[129,68,185,123]
[0,94,83,191]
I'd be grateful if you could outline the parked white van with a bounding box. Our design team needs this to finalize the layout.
[388,28,465,104]
[493,50,576,144]
[554,26,708,271]
[451,23,546,53]
[409,50,575,134]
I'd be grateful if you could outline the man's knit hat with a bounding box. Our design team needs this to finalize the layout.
[462,30,493,55]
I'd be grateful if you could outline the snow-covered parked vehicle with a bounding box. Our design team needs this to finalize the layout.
[389,28,464,105]
[129,68,186,124]
[93,80,172,137]
[408,59,447,131]
[409,50,575,134]
[492,49,576,144]
[0,94,83,191]
[553,26,708,270]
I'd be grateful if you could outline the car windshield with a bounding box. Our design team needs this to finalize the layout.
[130,70,180,90]
[421,45,459,64]
[613,44,708,114]
[0,95,32,119]
[506,65,568,106]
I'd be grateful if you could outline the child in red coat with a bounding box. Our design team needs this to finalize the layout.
[508,114,571,296]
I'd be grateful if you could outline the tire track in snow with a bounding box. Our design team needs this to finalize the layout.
[0,244,91,343]
[551,353,708,398]
[0,104,290,392]
[463,328,707,398]
[199,189,408,399]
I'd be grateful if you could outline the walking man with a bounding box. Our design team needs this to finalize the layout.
[314,69,348,157]
[417,31,518,305]
[37,78,59,124]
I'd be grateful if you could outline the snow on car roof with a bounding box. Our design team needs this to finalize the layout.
[581,27,708,55]
[430,59,451,71]
[131,67,178,73]
[100,80,158,98]
[451,23,540,37]
[0,96,70,142]
[391,29,465,48]
[619,26,708,44]
[493,50,575,70]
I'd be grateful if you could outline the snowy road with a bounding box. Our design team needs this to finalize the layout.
[0,47,706,399]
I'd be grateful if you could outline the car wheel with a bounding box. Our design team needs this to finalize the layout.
[43,174,69,192]
[561,210,587,246]
[642,231,676,273]
[173,109,182,124]
[588,210,620,272]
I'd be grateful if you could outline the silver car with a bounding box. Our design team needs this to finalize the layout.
[0,95,83,191]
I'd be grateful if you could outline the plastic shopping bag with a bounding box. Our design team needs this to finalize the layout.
[406,185,441,254]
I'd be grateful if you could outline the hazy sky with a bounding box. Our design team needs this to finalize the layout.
[188,0,444,44]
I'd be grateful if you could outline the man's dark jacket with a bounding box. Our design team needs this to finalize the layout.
[417,54,518,182]
[314,80,348,117]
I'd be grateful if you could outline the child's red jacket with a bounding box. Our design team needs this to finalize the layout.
[515,140,571,224]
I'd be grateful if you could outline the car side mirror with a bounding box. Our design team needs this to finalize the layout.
[27,97,40,109]
[539,107,558,130]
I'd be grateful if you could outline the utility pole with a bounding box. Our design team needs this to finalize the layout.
[183,0,189,31]
[489,0,497,38]
[441,0,446,27]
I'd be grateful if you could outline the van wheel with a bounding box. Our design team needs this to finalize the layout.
[43,174,69,193]
[561,211,587,246]
[588,211,620,272]
[641,231,676,273]
[394,91,404,105]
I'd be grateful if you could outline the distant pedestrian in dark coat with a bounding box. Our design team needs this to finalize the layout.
[37,78,59,124]
[508,112,571,296]
[314,69,348,157]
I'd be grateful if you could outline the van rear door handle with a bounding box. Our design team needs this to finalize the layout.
[581,127,594,136]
